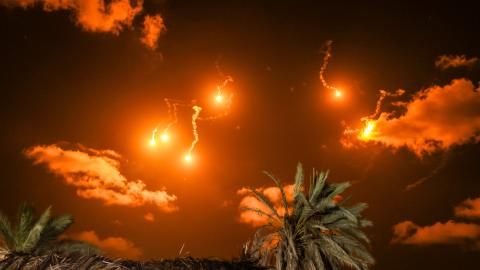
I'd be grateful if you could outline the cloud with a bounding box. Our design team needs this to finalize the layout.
[237,184,294,227]
[392,220,480,246]
[143,212,155,222]
[71,230,142,259]
[435,55,479,69]
[141,14,166,50]
[393,198,480,249]
[455,198,480,219]
[360,79,480,155]
[1,0,165,48]
[2,0,142,33]
[25,144,178,212]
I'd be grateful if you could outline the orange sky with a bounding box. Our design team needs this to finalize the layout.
[1,1,480,269]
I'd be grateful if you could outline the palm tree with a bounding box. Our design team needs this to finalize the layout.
[0,203,100,256]
[243,163,374,270]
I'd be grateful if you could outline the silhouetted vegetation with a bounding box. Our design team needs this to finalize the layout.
[0,253,267,270]
[0,164,374,270]
[244,164,374,270]
[0,203,99,257]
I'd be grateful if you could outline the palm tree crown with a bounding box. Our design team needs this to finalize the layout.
[244,163,374,270]
[0,203,99,256]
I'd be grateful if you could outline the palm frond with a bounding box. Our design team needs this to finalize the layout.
[293,163,304,196]
[309,170,328,203]
[316,235,361,270]
[248,187,281,219]
[331,234,374,265]
[246,165,374,270]
[0,211,14,250]
[263,171,289,219]
[241,207,279,223]
[39,214,74,244]
[360,219,373,228]
[347,203,369,218]
[15,203,35,248]
[18,206,51,253]
[44,240,101,256]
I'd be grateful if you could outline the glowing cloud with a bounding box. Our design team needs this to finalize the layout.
[435,55,479,70]
[345,79,480,155]
[455,198,480,220]
[393,198,480,249]
[25,144,178,212]
[1,0,165,48]
[143,212,155,222]
[392,220,480,246]
[3,0,142,33]
[141,14,166,50]
[71,230,142,259]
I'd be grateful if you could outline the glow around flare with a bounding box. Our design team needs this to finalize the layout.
[200,76,234,121]
[335,89,343,98]
[215,86,224,103]
[149,128,169,146]
[161,132,169,142]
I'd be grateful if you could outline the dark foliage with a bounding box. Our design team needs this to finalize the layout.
[0,253,269,270]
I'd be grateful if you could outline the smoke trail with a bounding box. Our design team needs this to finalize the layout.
[361,89,405,121]
[199,76,234,121]
[341,89,405,146]
[404,152,451,191]
[319,40,342,96]
[162,98,181,134]
[149,64,235,159]
[186,106,202,158]
[150,128,158,146]
[150,98,194,145]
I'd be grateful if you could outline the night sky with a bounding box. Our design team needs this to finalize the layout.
[1,1,480,269]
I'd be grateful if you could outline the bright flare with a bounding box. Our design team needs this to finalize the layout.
[161,133,169,142]
[215,94,224,103]
[149,138,157,146]
[184,154,192,162]
[361,121,376,140]
[335,89,342,98]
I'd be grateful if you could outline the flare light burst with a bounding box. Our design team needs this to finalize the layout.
[342,89,406,146]
[360,121,376,140]
[149,75,234,164]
